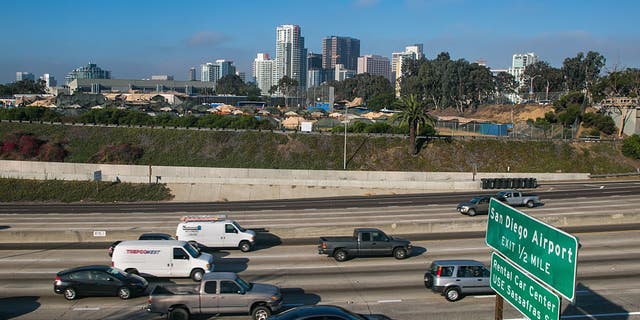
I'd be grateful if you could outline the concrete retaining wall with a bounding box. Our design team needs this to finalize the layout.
[0,160,590,202]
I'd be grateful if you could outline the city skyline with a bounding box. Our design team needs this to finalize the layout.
[2,0,640,84]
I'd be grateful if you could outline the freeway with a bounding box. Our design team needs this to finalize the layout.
[0,180,638,214]
[0,230,639,320]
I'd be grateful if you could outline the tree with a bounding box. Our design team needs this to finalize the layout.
[495,72,518,103]
[215,74,245,95]
[327,73,394,109]
[0,79,47,96]
[277,76,299,107]
[562,51,605,93]
[592,68,640,137]
[392,94,435,155]
[521,61,564,97]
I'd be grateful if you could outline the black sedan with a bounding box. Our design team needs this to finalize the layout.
[268,305,391,320]
[54,265,148,300]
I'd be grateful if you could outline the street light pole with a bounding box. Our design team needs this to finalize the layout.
[529,75,541,101]
[343,103,348,170]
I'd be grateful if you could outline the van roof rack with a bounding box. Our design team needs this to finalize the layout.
[180,214,227,222]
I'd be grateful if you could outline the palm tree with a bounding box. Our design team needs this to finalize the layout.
[392,94,436,155]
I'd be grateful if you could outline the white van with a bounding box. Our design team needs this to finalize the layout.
[111,240,213,281]
[176,215,256,252]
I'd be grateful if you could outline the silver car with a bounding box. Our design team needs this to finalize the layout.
[424,259,492,301]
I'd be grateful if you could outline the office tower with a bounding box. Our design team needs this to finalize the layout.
[334,64,355,81]
[508,52,538,87]
[16,72,35,81]
[357,55,391,82]
[65,63,111,85]
[201,62,220,83]
[236,71,246,83]
[40,73,57,87]
[391,44,425,96]
[322,36,360,72]
[253,53,275,94]
[275,24,306,88]
[189,68,196,81]
[306,52,324,88]
[216,59,236,79]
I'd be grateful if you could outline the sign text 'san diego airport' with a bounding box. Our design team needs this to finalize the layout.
[491,253,560,320]
[486,198,579,301]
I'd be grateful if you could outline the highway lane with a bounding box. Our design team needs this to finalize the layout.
[0,180,639,214]
[1,230,639,320]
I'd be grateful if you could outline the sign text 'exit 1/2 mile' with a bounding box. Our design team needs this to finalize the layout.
[485,198,580,302]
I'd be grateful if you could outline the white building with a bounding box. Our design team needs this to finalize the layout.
[40,73,57,88]
[201,63,220,83]
[508,52,538,88]
[253,53,275,94]
[334,64,355,82]
[275,24,306,88]
[357,54,391,82]
[391,44,425,97]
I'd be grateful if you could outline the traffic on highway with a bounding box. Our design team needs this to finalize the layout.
[0,181,639,320]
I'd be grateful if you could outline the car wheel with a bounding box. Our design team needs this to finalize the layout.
[467,208,477,216]
[239,241,251,252]
[251,305,271,320]
[63,287,77,300]
[117,287,131,300]
[526,200,534,208]
[168,308,189,320]
[190,268,204,282]
[393,247,408,259]
[334,249,348,262]
[445,287,461,302]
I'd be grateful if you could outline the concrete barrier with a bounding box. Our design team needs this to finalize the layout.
[0,160,590,202]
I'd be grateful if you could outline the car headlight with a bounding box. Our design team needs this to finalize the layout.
[270,293,281,301]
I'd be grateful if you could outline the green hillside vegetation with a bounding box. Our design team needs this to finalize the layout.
[0,178,172,202]
[1,122,638,174]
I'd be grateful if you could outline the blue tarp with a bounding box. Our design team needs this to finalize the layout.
[480,123,512,136]
[306,103,331,112]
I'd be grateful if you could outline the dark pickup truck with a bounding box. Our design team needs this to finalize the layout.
[318,228,413,261]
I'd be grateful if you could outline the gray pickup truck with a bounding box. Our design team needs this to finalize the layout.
[318,228,412,261]
[146,272,282,320]
[496,189,541,208]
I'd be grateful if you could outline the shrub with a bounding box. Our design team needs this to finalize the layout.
[90,143,144,164]
[621,134,640,159]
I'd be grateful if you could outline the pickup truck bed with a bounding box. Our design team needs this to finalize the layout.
[151,284,199,296]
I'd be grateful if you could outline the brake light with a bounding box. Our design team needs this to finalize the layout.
[148,297,152,304]
[436,266,442,277]
[321,242,327,249]
[111,261,114,267]
[55,276,61,285]
[175,236,179,240]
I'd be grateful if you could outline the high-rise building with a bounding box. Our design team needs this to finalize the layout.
[253,53,275,94]
[236,71,246,83]
[201,62,220,83]
[391,44,425,96]
[508,52,538,87]
[16,72,35,81]
[216,59,236,79]
[357,55,391,82]
[275,24,306,89]
[334,64,356,82]
[65,63,111,85]
[189,68,196,81]
[306,52,324,88]
[322,36,360,72]
[40,73,57,88]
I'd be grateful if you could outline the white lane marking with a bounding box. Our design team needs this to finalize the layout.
[474,295,496,298]
[73,307,100,311]
[506,311,640,320]
[377,299,402,303]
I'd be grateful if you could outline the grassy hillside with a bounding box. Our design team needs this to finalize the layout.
[0,122,638,174]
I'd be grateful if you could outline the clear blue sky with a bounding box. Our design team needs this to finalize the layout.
[2,0,639,84]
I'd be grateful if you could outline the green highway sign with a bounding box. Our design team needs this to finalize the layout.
[491,253,561,320]
[486,198,579,302]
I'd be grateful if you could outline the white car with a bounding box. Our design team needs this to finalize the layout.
[176,215,256,252]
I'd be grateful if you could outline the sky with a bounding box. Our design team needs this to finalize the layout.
[2,0,640,84]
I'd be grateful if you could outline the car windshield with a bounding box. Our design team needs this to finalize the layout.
[183,243,200,258]
[470,196,485,204]
[235,276,253,291]
[107,267,128,279]
[232,221,246,232]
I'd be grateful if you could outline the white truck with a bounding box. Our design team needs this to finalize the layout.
[495,189,542,208]
[111,240,214,281]
[176,215,256,252]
